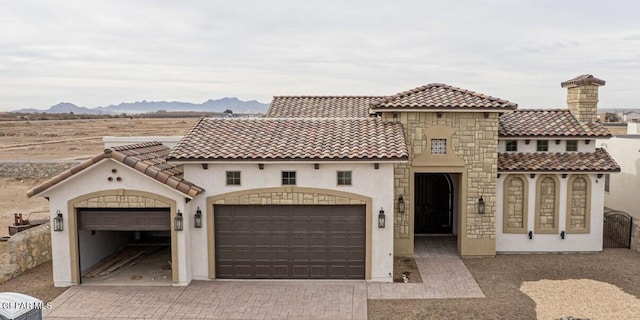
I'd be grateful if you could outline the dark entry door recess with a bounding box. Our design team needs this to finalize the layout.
[414,173,453,234]
[78,208,170,231]
[214,205,365,279]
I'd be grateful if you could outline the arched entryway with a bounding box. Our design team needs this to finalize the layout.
[414,173,454,235]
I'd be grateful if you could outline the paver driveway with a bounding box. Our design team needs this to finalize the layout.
[44,281,367,320]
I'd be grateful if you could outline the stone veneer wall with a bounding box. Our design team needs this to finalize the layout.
[382,112,499,240]
[506,177,525,229]
[570,177,588,229]
[212,192,366,205]
[73,195,171,208]
[0,223,51,283]
[0,160,80,179]
[566,85,598,122]
[538,177,557,229]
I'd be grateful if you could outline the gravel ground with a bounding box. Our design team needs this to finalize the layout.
[369,249,640,320]
[0,261,67,303]
[521,279,640,320]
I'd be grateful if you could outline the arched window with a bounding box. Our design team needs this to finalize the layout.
[503,175,528,234]
[535,175,560,234]
[566,175,591,233]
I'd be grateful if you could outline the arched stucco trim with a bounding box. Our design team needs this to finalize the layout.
[205,186,373,280]
[566,174,592,234]
[503,174,529,234]
[67,189,179,285]
[535,174,561,234]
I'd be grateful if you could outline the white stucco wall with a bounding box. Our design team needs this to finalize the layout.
[39,159,191,287]
[600,136,640,218]
[496,173,604,252]
[183,162,396,282]
[78,230,129,273]
[498,139,595,153]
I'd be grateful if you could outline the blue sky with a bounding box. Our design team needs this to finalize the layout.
[1,0,639,111]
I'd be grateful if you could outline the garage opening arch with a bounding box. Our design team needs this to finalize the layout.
[205,186,373,280]
[67,189,179,284]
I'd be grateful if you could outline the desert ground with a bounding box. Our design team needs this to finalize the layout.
[0,118,198,235]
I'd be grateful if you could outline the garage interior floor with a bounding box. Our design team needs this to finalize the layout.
[82,245,172,286]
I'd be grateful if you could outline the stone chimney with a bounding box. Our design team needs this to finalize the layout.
[561,74,606,122]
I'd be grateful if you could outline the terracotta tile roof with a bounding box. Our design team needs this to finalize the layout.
[370,83,517,111]
[167,118,408,161]
[561,74,606,87]
[498,148,620,172]
[266,96,383,118]
[27,142,204,198]
[499,109,611,138]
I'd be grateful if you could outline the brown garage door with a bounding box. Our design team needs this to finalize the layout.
[78,208,170,231]
[215,205,365,279]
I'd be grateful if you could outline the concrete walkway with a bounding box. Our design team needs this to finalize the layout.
[368,236,485,299]
[44,281,367,320]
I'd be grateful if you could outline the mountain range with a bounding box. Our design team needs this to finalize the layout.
[13,97,270,115]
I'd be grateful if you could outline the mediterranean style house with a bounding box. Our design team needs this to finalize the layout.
[28,74,619,287]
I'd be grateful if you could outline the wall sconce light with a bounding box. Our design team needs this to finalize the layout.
[398,196,405,214]
[528,231,533,240]
[194,207,202,228]
[175,210,184,231]
[53,210,63,232]
[560,231,565,240]
[478,196,485,215]
[378,208,385,228]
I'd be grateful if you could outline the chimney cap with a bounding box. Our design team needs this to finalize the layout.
[561,74,606,88]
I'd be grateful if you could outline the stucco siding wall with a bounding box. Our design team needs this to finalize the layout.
[600,136,640,217]
[496,173,604,251]
[184,162,395,282]
[40,159,189,287]
[78,230,129,273]
[497,139,595,153]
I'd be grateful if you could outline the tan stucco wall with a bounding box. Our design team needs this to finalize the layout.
[382,111,499,256]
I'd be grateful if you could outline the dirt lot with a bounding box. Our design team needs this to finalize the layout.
[0,118,198,234]
[0,261,67,303]
[0,118,198,160]
[369,249,640,320]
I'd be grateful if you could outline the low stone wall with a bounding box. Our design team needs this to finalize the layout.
[0,160,80,179]
[0,223,51,283]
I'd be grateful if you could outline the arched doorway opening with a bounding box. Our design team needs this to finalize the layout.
[414,173,454,235]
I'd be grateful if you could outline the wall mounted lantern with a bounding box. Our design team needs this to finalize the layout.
[398,196,405,214]
[53,210,63,232]
[560,231,565,240]
[175,210,184,231]
[478,196,486,215]
[194,207,203,228]
[378,208,385,228]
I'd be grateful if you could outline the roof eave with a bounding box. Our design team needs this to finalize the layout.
[370,107,516,113]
